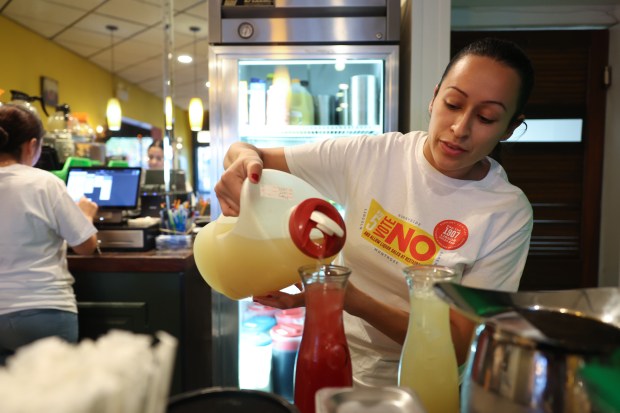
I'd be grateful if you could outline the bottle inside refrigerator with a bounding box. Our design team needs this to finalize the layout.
[236,57,388,148]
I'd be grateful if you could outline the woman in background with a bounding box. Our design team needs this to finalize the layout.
[0,104,99,365]
[147,139,164,169]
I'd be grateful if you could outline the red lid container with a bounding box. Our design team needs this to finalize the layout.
[245,302,279,319]
[275,307,305,326]
[270,323,303,351]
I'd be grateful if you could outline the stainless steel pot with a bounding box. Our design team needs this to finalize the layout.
[434,285,620,413]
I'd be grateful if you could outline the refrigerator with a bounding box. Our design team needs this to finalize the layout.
[206,0,400,392]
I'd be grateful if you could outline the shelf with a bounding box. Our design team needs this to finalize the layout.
[239,124,383,140]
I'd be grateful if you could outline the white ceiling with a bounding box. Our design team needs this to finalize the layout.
[0,0,209,111]
[3,0,620,113]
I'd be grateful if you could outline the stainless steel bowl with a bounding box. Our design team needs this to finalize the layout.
[433,284,620,413]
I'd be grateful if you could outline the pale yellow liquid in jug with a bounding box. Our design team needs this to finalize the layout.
[194,221,333,300]
[399,291,459,413]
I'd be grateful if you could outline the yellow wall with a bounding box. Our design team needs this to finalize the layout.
[0,16,193,177]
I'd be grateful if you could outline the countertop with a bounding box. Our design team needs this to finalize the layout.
[67,248,195,273]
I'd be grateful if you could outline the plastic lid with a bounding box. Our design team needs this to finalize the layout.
[242,315,277,334]
[246,302,279,317]
[275,308,305,325]
[289,198,346,259]
[270,323,303,351]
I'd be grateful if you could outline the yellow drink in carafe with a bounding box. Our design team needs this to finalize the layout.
[399,290,459,413]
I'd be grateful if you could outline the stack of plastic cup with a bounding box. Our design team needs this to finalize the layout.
[270,308,306,402]
[239,315,277,392]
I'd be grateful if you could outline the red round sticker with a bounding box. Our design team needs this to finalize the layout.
[433,220,468,250]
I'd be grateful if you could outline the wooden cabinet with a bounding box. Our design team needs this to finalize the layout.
[68,250,212,395]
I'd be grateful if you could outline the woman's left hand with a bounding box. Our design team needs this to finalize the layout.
[253,287,305,309]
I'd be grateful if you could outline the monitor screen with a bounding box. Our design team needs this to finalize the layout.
[142,169,188,193]
[144,169,166,186]
[66,167,142,209]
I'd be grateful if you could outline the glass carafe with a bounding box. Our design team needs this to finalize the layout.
[294,264,352,413]
[398,265,459,413]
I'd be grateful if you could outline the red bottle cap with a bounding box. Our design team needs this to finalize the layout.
[289,198,346,259]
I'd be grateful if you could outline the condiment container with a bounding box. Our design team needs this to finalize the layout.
[271,322,303,402]
[239,315,277,392]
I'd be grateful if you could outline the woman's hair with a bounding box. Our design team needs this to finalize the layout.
[0,104,46,160]
[149,140,164,150]
[438,37,535,123]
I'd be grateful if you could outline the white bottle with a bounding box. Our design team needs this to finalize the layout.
[266,66,291,126]
[248,78,266,126]
[238,80,249,126]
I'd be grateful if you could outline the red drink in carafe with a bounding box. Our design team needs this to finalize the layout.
[294,264,352,413]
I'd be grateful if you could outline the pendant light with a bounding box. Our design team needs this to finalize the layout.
[188,26,204,132]
[165,96,174,130]
[106,24,122,132]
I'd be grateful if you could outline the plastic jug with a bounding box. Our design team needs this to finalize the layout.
[193,169,346,300]
[289,79,314,125]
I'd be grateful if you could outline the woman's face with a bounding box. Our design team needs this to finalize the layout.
[148,146,164,169]
[426,55,522,180]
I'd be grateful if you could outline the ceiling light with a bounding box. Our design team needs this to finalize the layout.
[177,55,192,64]
[165,96,173,131]
[105,24,122,132]
[188,26,204,132]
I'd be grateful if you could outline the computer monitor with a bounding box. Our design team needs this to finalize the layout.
[66,167,142,224]
[142,169,188,193]
[35,145,62,171]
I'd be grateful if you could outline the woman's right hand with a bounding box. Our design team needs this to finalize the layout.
[77,196,98,222]
[214,142,265,217]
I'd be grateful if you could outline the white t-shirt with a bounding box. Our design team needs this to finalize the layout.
[285,131,533,387]
[0,164,98,315]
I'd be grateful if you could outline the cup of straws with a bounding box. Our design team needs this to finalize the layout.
[157,201,194,250]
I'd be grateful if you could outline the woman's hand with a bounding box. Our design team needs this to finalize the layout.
[253,287,305,309]
[77,196,98,222]
[214,143,264,216]
[344,280,410,345]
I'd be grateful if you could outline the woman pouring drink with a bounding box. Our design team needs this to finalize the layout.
[214,37,535,389]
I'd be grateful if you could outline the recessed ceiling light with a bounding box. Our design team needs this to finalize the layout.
[178,55,192,64]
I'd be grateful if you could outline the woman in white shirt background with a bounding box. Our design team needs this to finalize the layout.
[0,104,99,365]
